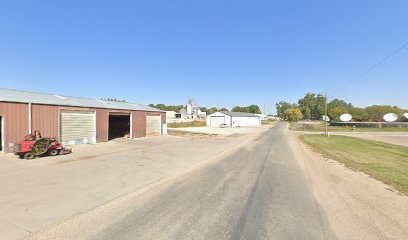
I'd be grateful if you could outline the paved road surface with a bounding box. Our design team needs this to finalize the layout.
[89,122,336,239]
[331,132,408,147]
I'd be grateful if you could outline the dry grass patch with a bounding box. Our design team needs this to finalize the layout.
[167,120,206,128]
[167,129,217,137]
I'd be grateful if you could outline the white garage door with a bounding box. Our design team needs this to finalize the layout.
[146,115,161,136]
[210,116,225,126]
[60,111,95,145]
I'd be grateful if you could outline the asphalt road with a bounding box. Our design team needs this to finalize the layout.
[89,122,336,240]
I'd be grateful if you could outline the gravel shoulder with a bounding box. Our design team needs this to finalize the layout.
[290,131,408,239]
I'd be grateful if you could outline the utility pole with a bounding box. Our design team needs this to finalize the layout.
[324,94,328,137]
[264,102,266,115]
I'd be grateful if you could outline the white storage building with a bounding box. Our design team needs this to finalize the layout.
[206,111,261,127]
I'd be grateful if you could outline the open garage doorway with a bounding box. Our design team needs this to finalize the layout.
[109,112,131,140]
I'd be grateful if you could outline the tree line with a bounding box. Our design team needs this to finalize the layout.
[148,104,185,112]
[149,104,262,114]
[276,93,408,122]
[231,105,261,114]
[102,99,262,115]
[101,97,127,102]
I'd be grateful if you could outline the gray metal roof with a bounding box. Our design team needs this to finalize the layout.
[0,88,164,112]
[220,111,260,117]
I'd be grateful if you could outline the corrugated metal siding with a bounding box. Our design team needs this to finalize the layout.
[232,116,261,127]
[0,102,29,153]
[96,109,109,142]
[132,111,146,138]
[0,100,162,152]
[161,113,166,124]
[32,104,59,139]
[60,111,95,145]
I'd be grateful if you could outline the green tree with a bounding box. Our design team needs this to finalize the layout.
[102,98,126,102]
[232,106,243,112]
[219,108,229,111]
[328,99,353,109]
[314,94,327,120]
[208,107,219,114]
[349,107,369,122]
[327,99,353,121]
[276,93,408,123]
[328,107,348,121]
[231,105,261,114]
[153,104,166,110]
[172,105,184,112]
[295,93,327,120]
[276,101,296,118]
[298,93,316,120]
[365,105,405,122]
[247,105,261,114]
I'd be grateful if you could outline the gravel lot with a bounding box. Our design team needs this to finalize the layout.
[25,123,408,240]
[0,129,267,240]
[168,125,273,136]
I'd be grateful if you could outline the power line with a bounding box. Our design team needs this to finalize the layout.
[330,40,408,97]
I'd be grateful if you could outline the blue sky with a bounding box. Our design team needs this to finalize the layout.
[0,0,407,114]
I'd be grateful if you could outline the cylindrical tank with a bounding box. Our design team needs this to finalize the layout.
[187,104,192,115]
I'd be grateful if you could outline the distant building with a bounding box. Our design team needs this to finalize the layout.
[166,111,183,119]
[268,116,280,121]
[166,111,177,119]
[184,98,206,119]
[206,111,261,127]
[254,114,268,121]
[165,98,206,120]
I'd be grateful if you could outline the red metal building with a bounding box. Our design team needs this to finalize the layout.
[0,88,166,153]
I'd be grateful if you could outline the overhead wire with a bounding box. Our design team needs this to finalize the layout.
[329,40,408,98]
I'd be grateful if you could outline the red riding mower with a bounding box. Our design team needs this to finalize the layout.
[13,130,72,160]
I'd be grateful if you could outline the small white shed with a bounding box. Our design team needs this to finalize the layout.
[166,111,177,119]
[206,111,261,127]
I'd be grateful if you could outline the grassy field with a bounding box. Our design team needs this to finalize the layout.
[167,120,206,128]
[300,134,408,195]
[291,122,408,132]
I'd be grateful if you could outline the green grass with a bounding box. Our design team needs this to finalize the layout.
[167,120,206,128]
[291,122,408,132]
[300,135,408,195]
